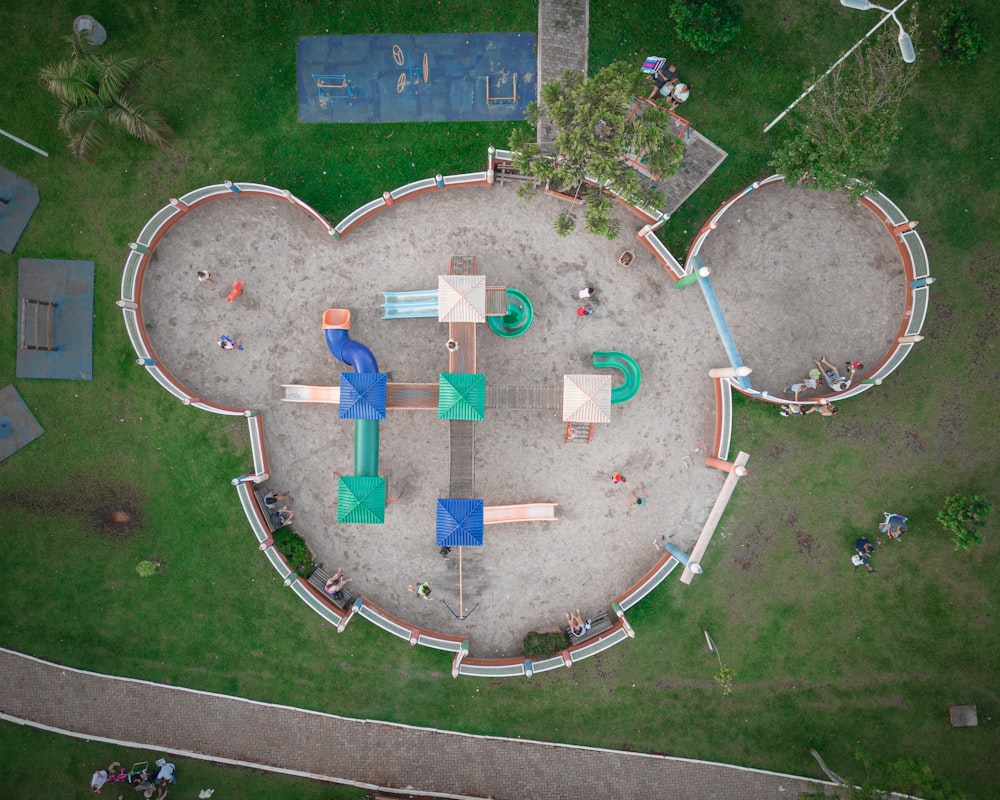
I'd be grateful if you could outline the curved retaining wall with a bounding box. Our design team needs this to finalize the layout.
[121,155,739,678]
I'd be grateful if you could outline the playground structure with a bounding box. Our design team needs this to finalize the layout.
[293,258,641,614]
[118,145,929,675]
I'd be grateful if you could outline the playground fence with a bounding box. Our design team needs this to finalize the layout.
[713,377,733,461]
[568,626,630,662]
[236,483,272,547]
[459,659,527,678]
[615,556,680,611]
[292,580,348,626]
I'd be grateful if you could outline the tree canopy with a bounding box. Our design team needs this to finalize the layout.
[39,32,174,163]
[770,21,919,200]
[510,61,684,238]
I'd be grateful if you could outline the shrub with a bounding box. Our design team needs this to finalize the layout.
[714,664,736,695]
[669,0,743,54]
[523,630,567,658]
[136,560,157,578]
[937,494,992,551]
[936,7,990,65]
[272,527,313,575]
[554,209,577,237]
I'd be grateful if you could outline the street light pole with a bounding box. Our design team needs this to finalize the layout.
[841,0,916,63]
[763,0,914,133]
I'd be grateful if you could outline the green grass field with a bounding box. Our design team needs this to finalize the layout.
[1,0,998,797]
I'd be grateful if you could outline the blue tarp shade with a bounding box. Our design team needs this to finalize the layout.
[436,498,484,547]
[339,372,387,419]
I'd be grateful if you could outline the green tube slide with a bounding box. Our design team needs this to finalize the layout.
[488,287,534,338]
[354,419,380,477]
[593,351,642,404]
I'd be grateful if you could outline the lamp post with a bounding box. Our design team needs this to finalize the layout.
[763,0,915,133]
[840,0,916,63]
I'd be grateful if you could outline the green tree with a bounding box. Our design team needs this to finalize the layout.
[937,494,992,550]
[39,32,174,163]
[510,61,684,239]
[669,0,743,54]
[936,7,991,65]
[770,22,918,200]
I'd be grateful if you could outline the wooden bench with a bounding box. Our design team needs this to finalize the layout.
[495,162,535,186]
[307,566,354,610]
[567,609,614,645]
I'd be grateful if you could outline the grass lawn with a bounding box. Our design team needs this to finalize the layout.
[1,0,998,796]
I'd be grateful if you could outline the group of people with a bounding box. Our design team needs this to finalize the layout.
[780,356,864,417]
[576,285,597,317]
[852,514,908,573]
[645,60,689,109]
[90,759,175,797]
[262,488,295,528]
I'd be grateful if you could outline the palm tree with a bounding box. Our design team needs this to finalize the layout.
[39,32,174,163]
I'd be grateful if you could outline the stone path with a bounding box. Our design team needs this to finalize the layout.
[0,648,836,799]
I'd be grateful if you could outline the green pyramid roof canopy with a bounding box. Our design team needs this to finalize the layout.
[438,373,486,420]
[337,475,386,524]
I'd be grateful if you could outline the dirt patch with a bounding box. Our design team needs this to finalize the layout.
[0,478,145,539]
[794,529,817,559]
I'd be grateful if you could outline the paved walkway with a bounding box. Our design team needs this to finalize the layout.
[0,648,836,799]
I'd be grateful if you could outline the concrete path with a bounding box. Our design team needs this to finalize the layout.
[0,648,836,799]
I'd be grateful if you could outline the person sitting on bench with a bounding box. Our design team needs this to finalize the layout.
[324,569,350,598]
[647,63,679,100]
[566,609,591,637]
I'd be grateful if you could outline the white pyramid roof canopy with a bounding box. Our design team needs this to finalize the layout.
[438,274,486,323]
[562,374,612,423]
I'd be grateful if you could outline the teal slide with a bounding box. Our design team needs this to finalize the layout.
[487,287,534,338]
[593,351,641,404]
[354,419,380,477]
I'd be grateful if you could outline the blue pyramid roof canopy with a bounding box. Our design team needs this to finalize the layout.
[436,498,484,547]
[339,372,387,420]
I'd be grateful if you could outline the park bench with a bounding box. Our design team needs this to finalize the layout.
[567,609,614,645]
[495,162,534,186]
[307,566,354,610]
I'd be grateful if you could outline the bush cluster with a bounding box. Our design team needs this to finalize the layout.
[669,0,743,54]
[936,7,990,64]
[273,528,313,575]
